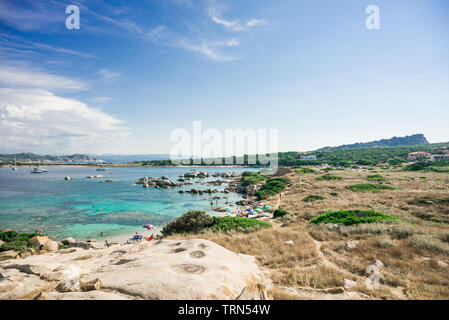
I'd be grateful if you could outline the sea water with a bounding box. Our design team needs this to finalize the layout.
[0,166,256,240]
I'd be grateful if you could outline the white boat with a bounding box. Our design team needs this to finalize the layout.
[31,167,44,174]
[12,156,17,171]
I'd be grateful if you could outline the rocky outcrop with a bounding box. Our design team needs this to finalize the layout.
[28,236,50,248]
[0,239,268,300]
[0,250,19,262]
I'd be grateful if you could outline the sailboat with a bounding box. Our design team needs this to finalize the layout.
[12,156,17,171]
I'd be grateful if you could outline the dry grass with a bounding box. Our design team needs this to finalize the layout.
[166,169,449,299]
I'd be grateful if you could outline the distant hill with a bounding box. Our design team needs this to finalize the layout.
[93,154,171,163]
[318,134,429,151]
[0,153,105,164]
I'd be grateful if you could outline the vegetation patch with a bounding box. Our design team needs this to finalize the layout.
[315,174,343,181]
[255,177,290,200]
[161,211,270,235]
[0,230,43,252]
[310,210,397,226]
[303,195,326,202]
[412,196,449,205]
[294,167,317,174]
[366,174,387,181]
[348,184,396,192]
[409,235,449,256]
[241,171,266,186]
[403,161,449,173]
[211,216,270,232]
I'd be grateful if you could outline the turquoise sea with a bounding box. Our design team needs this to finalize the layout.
[0,166,256,240]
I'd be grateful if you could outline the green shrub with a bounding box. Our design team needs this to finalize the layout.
[295,167,317,174]
[241,172,266,186]
[310,210,397,226]
[161,211,271,235]
[413,196,449,205]
[255,189,277,200]
[366,174,386,181]
[0,240,28,253]
[212,216,270,232]
[161,211,214,235]
[348,184,396,192]
[255,178,288,200]
[273,209,289,218]
[303,195,326,202]
[404,161,449,172]
[0,231,43,243]
[315,174,343,181]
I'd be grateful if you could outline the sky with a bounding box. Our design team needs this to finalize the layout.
[0,0,448,155]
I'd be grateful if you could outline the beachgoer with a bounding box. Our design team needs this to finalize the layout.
[100,232,105,237]
[105,240,111,247]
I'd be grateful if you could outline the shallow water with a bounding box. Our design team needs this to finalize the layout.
[0,166,256,240]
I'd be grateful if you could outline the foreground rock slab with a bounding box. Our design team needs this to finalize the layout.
[0,239,268,300]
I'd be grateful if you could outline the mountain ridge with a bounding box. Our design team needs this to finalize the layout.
[318,134,429,151]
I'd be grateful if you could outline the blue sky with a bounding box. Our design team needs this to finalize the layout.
[0,0,448,155]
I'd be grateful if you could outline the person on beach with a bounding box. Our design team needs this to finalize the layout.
[105,240,111,247]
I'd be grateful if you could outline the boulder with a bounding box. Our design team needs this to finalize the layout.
[369,259,384,269]
[344,279,357,289]
[43,240,59,252]
[28,236,50,248]
[345,241,357,250]
[61,238,76,245]
[68,241,92,250]
[1,239,268,300]
[0,250,19,261]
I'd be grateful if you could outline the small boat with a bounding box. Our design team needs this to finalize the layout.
[12,156,17,171]
[96,167,106,171]
[31,167,44,174]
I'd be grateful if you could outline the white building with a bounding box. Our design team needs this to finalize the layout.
[430,154,449,162]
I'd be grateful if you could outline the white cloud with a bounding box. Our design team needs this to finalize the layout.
[93,96,114,103]
[0,88,131,154]
[177,39,235,62]
[207,6,266,32]
[147,25,168,41]
[97,68,121,82]
[0,64,88,91]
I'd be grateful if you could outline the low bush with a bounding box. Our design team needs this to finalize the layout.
[212,216,270,232]
[375,237,396,248]
[348,184,396,192]
[294,167,317,174]
[0,230,43,252]
[273,209,289,218]
[255,178,289,200]
[315,174,343,181]
[310,210,397,226]
[161,211,271,235]
[409,235,449,256]
[303,195,326,202]
[412,196,449,205]
[366,174,387,181]
[0,240,28,253]
[161,211,214,235]
[241,172,266,186]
